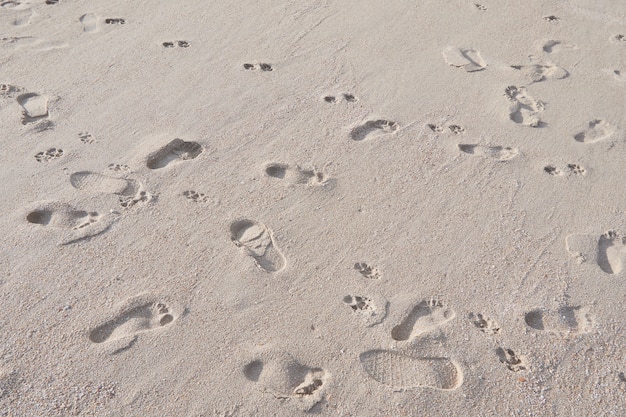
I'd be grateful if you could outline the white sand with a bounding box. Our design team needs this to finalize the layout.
[1,0,625,415]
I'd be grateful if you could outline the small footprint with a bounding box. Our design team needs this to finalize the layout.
[34,148,63,162]
[243,350,329,411]
[359,349,462,390]
[230,219,286,273]
[469,313,500,334]
[350,119,398,141]
[162,41,190,48]
[17,93,48,124]
[543,15,559,22]
[182,190,208,203]
[611,34,626,45]
[108,163,130,173]
[79,132,95,144]
[243,63,272,71]
[427,124,464,134]
[354,262,380,279]
[443,47,486,72]
[80,13,98,33]
[504,85,545,127]
[573,119,615,143]
[89,297,178,350]
[264,163,326,186]
[496,348,527,372]
[544,163,586,177]
[45,0,58,4]
[607,69,626,83]
[391,298,455,341]
[105,18,125,25]
[474,4,487,11]
[525,306,594,336]
[323,93,356,103]
[146,139,202,169]
[458,144,519,161]
[343,294,388,327]
[511,64,568,82]
[541,40,577,54]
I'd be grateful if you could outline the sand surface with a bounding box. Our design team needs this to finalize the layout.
[1,0,626,415]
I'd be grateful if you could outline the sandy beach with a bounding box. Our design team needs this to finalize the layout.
[1,0,625,415]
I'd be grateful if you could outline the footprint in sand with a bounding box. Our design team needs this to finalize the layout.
[504,85,545,127]
[104,18,125,25]
[566,230,626,274]
[391,298,455,341]
[458,144,519,161]
[17,93,48,124]
[427,124,465,134]
[443,47,486,72]
[146,139,202,169]
[79,132,95,144]
[511,63,568,82]
[354,262,380,279]
[230,219,286,273]
[34,148,63,162]
[323,93,356,103]
[611,34,626,45]
[350,119,398,141]
[544,163,586,177]
[264,163,326,186]
[182,190,208,203]
[70,171,137,195]
[89,296,179,351]
[525,306,594,337]
[243,350,329,412]
[162,41,190,48]
[541,40,577,54]
[2,36,67,51]
[496,348,527,372]
[573,119,615,143]
[359,349,462,391]
[80,13,98,33]
[25,201,116,245]
[605,69,626,83]
[243,63,273,71]
[469,312,500,335]
[343,294,388,327]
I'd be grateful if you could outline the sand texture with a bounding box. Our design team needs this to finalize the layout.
[1,0,626,415]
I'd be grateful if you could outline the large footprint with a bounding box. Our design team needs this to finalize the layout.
[573,119,615,143]
[391,299,455,341]
[525,305,594,337]
[443,47,486,72]
[146,138,202,169]
[17,92,48,124]
[230,219,286,272]
[89,296,180,351]
[566,231,626,274]
[504,86,545,127]
[243,350,329,412]
[360,349,462,390]
[458,144,519,161]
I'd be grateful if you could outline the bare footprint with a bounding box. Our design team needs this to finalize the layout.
[17,93,48,124]
[525,306,594,336]
[443,47,486,72]
[80,13,98,33]
[511,64,568,82]
[343,294,388,327]
[391,298,455,341]
[350,119,398,141]
[89,296,179,351]
[264,163,326,186]
[146,139,202,169]
[243,350,329,411]
[458,144,519,161]
[573,119,615,143]
[230,219,285,273]
[70,171,137,195]
[504,86,545,127]
[566,231,626,273]
[359,349,462,390]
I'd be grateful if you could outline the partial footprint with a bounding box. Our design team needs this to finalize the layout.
[443,47,486,72]
[504,86,545,127]
[80,13,98,33]
[469,313,500,335]
[146,139,202,169]
[566,231,626,272]
[496,348,527,372]
[243,63,272,71]
[354,262,380,279]
[427,124,464,134]
[70,171,137,195]
[34,148,63,162]
[391,299,455,341]
[525,306,594,336]
[230,219,285,273]
[323,93,356,103]
[544,163,586,177]
[162,41,190,48]
[105,18,125,25]
[511,64,568,82]
[350,119,398,141]
[89,296,179,352]
[573,119,615,143]
[243,350,329,412]
[79,132,95,144]
[17,93,48,124]
[264,163,326,186]
[611,34,626,45]
[458,144,519,161]
[606,69,626,83]
[25,201,116,245]
[182,190,208,203]
[541,40,577,53]
[343,294,388,327]
[359,350,462,390]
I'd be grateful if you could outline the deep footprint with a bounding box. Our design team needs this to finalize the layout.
[17,92,48,124]
[504,86,545,127]
[360,349,462,390]
[525,306,593,336]
[458,144,519,161]
[343,294,388,326]
[350,119,398,141]
[89,301,176,344]
[146,139,202,169]
[230,219,285,272]
[597,231,626,274]
[391,299,455,341]
[265,163,326,185]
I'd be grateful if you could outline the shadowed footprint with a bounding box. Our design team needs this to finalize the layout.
[597,231,626,274]
[360,350,462,390]
[573,119,615,143]
[230,219,285,272]
[504,86,545,127]
[511,64,568,82]
[443,47,486,72]
[146,139,202,169]
[264,163,326,186]
[89,298,178,347]
[350,119,398,141]
[525,306,594,336]
[17,93,48,124]
[80,13,98,33]
[343,294,388,327]
[391,299,455,341]
[458,144,519,161]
